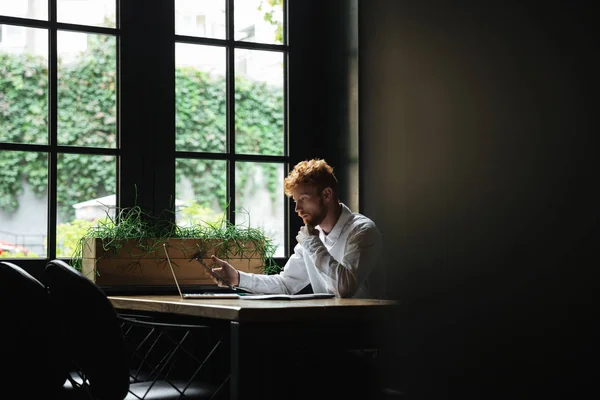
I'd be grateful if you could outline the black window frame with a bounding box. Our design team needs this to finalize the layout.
[173,0,290,259]
[0,0,293,280]
[0,0,121,278]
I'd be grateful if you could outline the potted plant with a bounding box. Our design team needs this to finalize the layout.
[71,205,279,287]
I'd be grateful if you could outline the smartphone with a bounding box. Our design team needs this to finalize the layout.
[189,255,236,290]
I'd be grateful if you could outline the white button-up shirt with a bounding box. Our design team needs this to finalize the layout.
[238,203,382,298]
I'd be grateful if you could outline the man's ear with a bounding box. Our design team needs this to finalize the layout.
[322,187,333,202]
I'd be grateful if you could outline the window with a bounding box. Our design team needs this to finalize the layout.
[0,24,27,47]
[174,0,288,257]
[0,0,117,260]
[0,0,289,263]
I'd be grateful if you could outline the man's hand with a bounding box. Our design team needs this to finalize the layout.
[296,223,319,244]
[209,255,240,287]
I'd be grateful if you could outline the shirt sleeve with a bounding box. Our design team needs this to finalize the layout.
[300,222,382,298]
[237,244,309,295]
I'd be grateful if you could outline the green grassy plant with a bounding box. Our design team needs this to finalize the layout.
[71,205,280,275]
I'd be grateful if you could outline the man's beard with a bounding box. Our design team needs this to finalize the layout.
[304,215,323,226]
[303,199,327,226]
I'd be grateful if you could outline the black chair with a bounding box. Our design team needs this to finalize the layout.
[0,261,66,398]
[43,259,131,400]
[43,259,228,400]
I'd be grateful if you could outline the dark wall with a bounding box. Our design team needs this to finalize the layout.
[359,1,597,398]
[288,0,359,236]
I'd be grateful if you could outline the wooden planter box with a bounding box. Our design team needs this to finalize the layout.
[81,238,265,286]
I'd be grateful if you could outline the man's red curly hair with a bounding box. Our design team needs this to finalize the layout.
[284,159,339,197]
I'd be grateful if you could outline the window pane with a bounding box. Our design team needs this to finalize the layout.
[176,43,226,153]
[58,0,116,28]
[0,150,48,258]
[0,1,47,20]
[57,31,117,148]
[176,159,227,226]
[0,26,48,145]
[175,0,225,39]
[235,162,284,257]
[235,49,284,155]
[234,0,283,45]
[56,153,116,257]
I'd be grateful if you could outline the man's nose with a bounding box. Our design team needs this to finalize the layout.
[295,203,300,212]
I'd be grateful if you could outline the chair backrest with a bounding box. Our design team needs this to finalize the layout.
[44,259,130,400]
[0,261,66,396]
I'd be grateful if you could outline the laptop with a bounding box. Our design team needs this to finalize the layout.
[163,244,335,301]
[163,243,245,299]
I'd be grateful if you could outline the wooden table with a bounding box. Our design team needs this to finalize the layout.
[109,296,398,400]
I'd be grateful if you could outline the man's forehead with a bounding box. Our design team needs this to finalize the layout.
[292,183,318,197]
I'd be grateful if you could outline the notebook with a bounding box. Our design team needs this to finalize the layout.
[237,293,335,300]
[163,244,243,299]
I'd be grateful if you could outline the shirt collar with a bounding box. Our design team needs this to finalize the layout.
[317,203,352,243]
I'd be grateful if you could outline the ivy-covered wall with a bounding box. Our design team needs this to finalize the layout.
[0,35,283,220]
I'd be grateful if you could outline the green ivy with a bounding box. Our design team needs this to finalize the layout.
[1,33,284,220]
[259,0,284,44]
